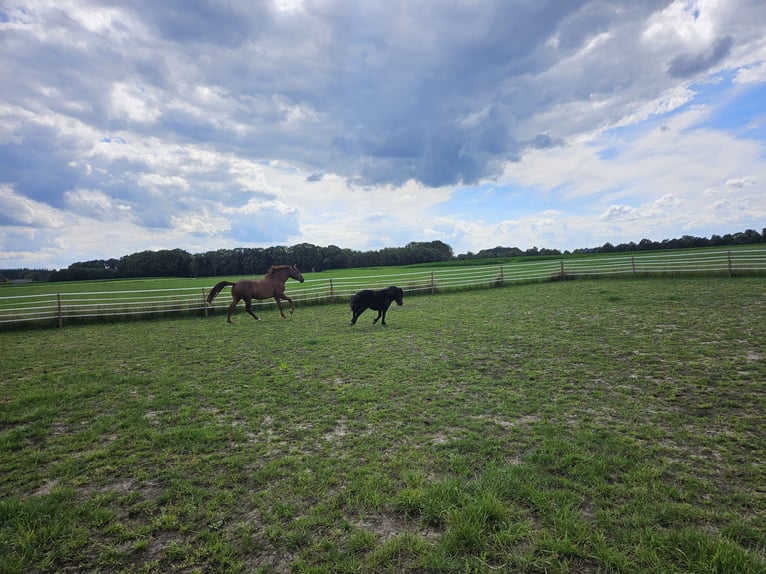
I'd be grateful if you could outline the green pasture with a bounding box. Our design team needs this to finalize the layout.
[1,277,764,573]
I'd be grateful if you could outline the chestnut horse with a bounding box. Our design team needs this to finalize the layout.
[206,265,305,323]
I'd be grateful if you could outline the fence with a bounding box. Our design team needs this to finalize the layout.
[2,248,764,328]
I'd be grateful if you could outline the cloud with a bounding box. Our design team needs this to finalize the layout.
[63,189,132,221]
[725,176,756,188]
[668,35,734,78]
[0,185,65,227]
[1,1,766,268]
[599,204,638,221]
[735,62,766,85]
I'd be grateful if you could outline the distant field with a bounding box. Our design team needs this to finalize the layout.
[2,243,764,298]
[1,277,764,572]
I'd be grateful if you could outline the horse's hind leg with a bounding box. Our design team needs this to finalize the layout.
[226,297,240,323]
[244,298,260,321]
[372,310,382,324]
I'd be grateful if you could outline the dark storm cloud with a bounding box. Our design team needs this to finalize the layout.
[668,35,734,78]
[0,130,81,208]
[129,0,268,47]
[0,0,693,196]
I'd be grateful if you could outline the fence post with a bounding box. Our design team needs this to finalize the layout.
[202,288,208,317]
[560,260,565,279]
[727,251,733,277]
[430,271,435,295]
[57,293,63,328]
[329,279,335,303]
[631,256,636,276]
[499,265,504,286]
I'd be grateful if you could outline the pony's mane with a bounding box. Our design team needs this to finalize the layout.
[265,264,291,276]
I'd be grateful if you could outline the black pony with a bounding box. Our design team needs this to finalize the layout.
[350,286,404,326]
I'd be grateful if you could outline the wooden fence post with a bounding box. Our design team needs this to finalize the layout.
[430,271,435,295]
[329,279,335,303]
[57,293,63,328]
[631,256,636,276]
[202,288,208,317]
[499,265,504,286]
[560,260,565,279]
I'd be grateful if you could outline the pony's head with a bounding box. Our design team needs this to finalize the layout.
[390,286,404,306]
[289,265,305,283]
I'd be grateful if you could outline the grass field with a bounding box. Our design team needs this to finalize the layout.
[1,277,764,573]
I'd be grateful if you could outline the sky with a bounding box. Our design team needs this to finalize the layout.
[1,0,765,270]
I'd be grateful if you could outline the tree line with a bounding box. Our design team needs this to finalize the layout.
[45,241,456,282]
[1,229,764,283]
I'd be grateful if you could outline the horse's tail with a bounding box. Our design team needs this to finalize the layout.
[206,281,235,304]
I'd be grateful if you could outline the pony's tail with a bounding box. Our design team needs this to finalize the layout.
[206,281,235,304]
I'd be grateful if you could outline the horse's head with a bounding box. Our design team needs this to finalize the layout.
[290,265,305,283]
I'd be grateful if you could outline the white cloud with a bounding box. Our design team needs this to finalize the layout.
[63,189,132,220]
[599,204,639,221]
[734,61,766,84]
[725,176,756,188]
[109,83,161,124]
[0,185,65,227]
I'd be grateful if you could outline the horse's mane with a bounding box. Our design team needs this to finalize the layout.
[265,264,291,276]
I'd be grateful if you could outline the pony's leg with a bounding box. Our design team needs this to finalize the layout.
[372,310,382,324]
[377,303,392,326]
[226,297,240,323]
[244,298,260,321]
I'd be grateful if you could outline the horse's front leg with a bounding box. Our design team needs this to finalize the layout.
[273,296,287,318]
[275,294,295,317]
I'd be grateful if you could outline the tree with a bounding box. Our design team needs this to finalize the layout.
[742,229,762,244]
[322,245,348,270]
[291,243,322,271]
[117,249,191,278]
[241,248,270,274]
